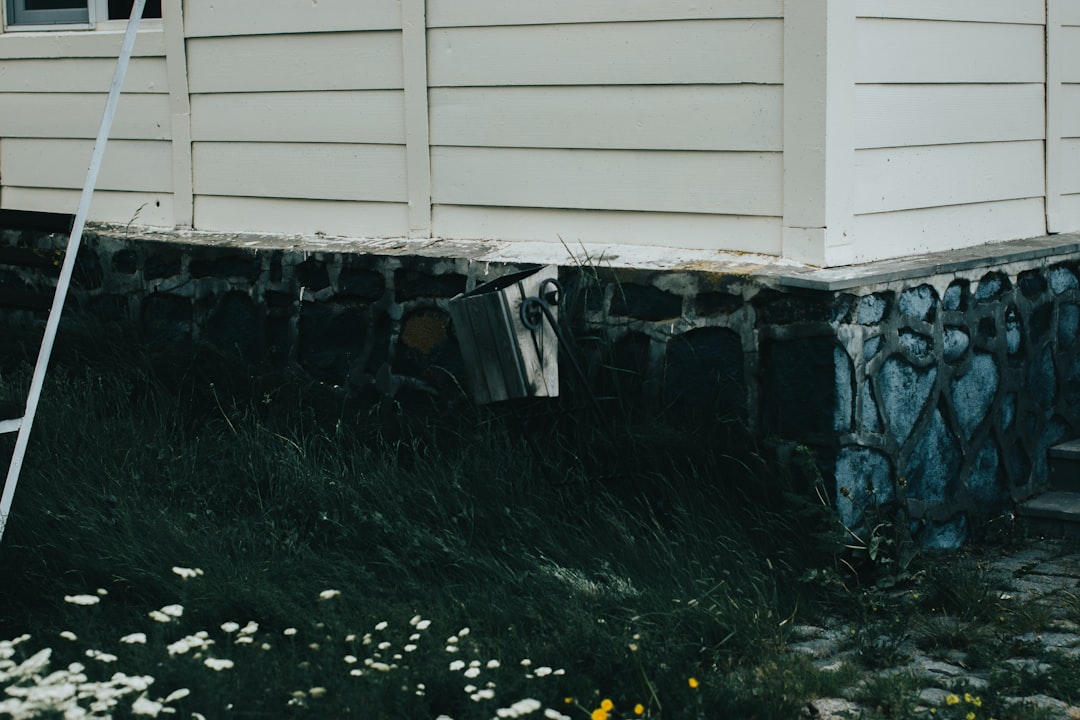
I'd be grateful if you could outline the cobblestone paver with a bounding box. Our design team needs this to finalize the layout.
[790,539,1080,719]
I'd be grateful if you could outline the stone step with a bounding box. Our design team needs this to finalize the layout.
[1017,491,1080,538]
[1049,439,1080,493]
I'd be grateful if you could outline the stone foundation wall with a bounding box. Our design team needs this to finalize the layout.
[4,225,1080,548]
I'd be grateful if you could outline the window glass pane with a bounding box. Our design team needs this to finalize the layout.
[107,0,160,19]
[25,0,84,8]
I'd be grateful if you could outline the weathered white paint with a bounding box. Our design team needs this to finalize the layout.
[431,147,782,216]
[163,0,192,228]
[1,138,173,192]
[0,57,167,92]
[854,141,1045,215]
[432,205,783,253]
[855,0,1044,24]
[852,199,1046,262]
[192,142,407,202]
[1063,139,1080,194]
[0,93,170,139]
[187,33,403,93]
[783,0,856,267]
[427,20,782,87]
[194,196,408,237]
[856,19,1045,84]
[190,91,405,144]
[1063,26,1080,80]
[427,0,783,27]
[1,186,174,226]
[183,0,401,38]
[0,27,164,58]
[855,84,1044,149]
[1065,85,1080,138]
[430,85,782,151]
[402,0,432,238]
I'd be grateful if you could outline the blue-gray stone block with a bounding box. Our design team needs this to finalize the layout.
[903,407,960,506]
[1027,345,1056,416]
[975,272,1009,303]
[899,284,936,321]
[879,355,937,447]
[967,436,1005,507]
[921,515,967,551]
[899,329,934,361]
[864,335,883,362]
[1059,303,1080,348]
[835,446,893,530]
[943,326,970,363]
[835,346,853,433]
[1049,266,1079,295]
[942,280,968,312]
[857,293,890,325]
[951,352,998,440]
[860,381,883,433]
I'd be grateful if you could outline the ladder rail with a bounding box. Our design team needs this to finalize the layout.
[0,0,147,543]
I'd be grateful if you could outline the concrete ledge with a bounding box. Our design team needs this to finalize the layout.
[86,224,1080,294]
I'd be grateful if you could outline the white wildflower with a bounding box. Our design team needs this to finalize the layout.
[64,594,100,606]
[378,641,391,650]
[283,628,298,636]
[449,660,466,671]
[520,659,532,667]
[470,688,495,701]
[534,666,552,677]
[149,610,172,623]
[238,621,258,636]
[309,687,327,698]
[344,655,358,664]
[85,648,118,663]
[120,633,147,644]
[131,694,164,716]
[220,622,240,634]
[404,644,417,653]
[164,688,190,702]
[416,619,431,630]
[318,589,341,600]
[160,604,184,618]
[370,662,392,672]
[486,659,500,669]
[171,567,203,579]
[203,657,234,671]
[59,630,77,641]
[458,627,470,636]
[544,709,572,720]
[445,645,460,653]
[464,667,481,679]
[374,621,388,631]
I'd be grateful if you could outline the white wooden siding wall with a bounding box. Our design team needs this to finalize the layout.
[1048,1,1080,231]
[184,0,410,237]
[426,1,785,251]
[0,29,174,226]
[851,2,1048,261]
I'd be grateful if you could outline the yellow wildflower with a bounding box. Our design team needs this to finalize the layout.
[634,704,645,716]
[688,677,700,689]
[965,713,975,720]
[591,709,608,720]
[601,699,614,712]
[946,694,960,705]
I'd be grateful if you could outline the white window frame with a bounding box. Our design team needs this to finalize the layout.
[4,0,92,29]
[2,0,153,30]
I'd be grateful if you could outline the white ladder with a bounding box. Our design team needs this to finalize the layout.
[0,0,147,543]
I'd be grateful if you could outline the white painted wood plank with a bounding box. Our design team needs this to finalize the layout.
[856,84,1044,149]
[1063,139,1080,194]
[433,205,782,253]
[1,186,175,227]
[190,91,405,143]
[856,19,1044,84]
[192,142,408,202]
[853,198,1046,262]
[1049,1,1068,232]
[855,0,1044,24]
[430,147,781,216]
[194,196,408,237]
[1064,4,1080,25]
[0,58,167,93]
[430,85,781,151]
[0,28,164,59]
[1063,27,1080,82]
[0,93,170,139]
[1,139,173,192]
[187,33,403,94]
[854,141,1045,215]
[184,0,401,38]
[427,0,782,27]
[1064,85,1080,138]
[783,0,857,266]
[428,20,782,87]
[402,0,432,237]
[163,0,192,228]
[1059,194,1080,231]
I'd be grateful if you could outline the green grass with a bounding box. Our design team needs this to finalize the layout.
[6,315,1080,720]
[0,316,840,719]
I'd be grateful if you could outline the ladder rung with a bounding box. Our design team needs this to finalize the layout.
[0,417,22,435]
